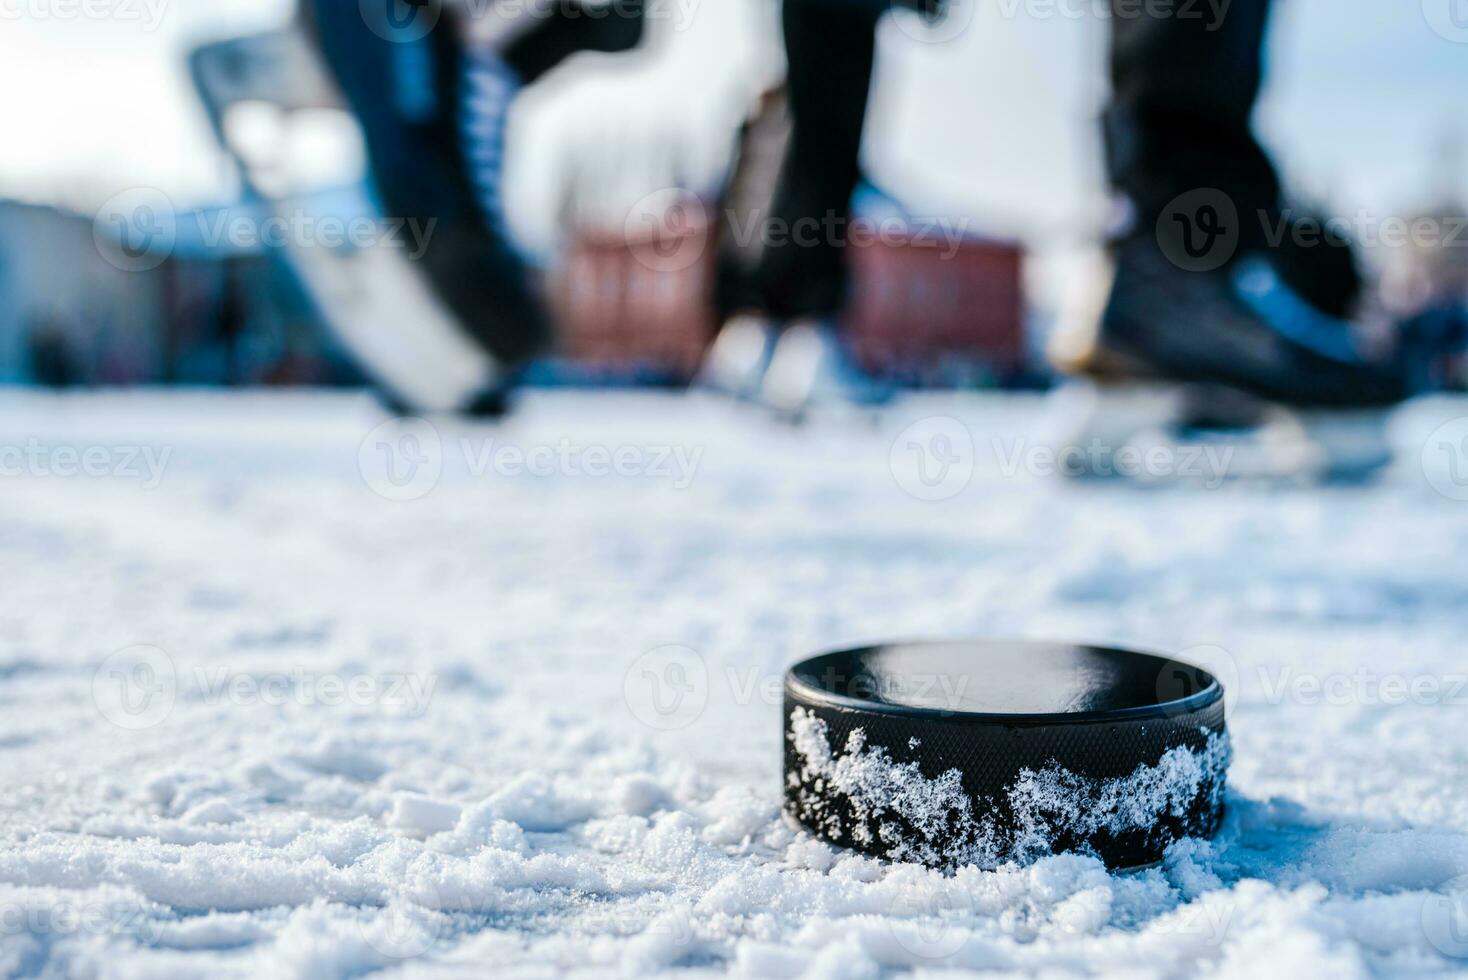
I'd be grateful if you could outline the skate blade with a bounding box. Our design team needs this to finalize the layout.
[281,188,502,415]
[190,29,504,416]
[1048,380,1394,484]
[696,316,775,402]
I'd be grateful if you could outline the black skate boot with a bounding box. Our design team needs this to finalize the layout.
[1050,214,1416,482]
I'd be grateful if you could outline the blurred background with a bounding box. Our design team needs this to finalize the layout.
[1,0,1464,391]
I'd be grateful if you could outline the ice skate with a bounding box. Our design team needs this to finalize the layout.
[1048,234,1413,482]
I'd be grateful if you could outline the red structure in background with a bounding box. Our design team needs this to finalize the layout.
[548,195,717,382]
[845,223,1025,384]
[548,199,1026,385]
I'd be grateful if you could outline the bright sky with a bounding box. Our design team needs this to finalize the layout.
[1,0,1463,251]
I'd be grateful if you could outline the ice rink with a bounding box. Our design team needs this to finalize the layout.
[5,389,1468,977]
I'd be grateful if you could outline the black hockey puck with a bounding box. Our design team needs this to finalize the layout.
[783,640,1228,870]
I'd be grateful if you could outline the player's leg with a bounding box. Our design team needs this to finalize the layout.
[1045,0,1459,480]
[706,0,887,414]
[1105,0,1280,254]
[756,0,879,321]
[1057,0,1407,410]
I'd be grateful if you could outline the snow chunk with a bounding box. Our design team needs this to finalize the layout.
[288,737,389,781]
[785,837,836,872]
[483,773,595,832]
[181,800,243,826]
[700,786,777,846]
[610,774,672,817]
[387,792,462,837]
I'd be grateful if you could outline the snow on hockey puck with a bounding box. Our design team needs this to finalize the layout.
[783,640,1228,870]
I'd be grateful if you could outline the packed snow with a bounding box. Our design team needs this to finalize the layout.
[4,388,1468,978]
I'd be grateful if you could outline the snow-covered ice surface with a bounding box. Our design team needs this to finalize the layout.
[5,388,1468,978]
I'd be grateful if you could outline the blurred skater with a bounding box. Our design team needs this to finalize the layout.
[706,0,1437,419]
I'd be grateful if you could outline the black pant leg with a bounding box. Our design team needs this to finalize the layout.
[1105,0,1280,231]
[740,0,882,322]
